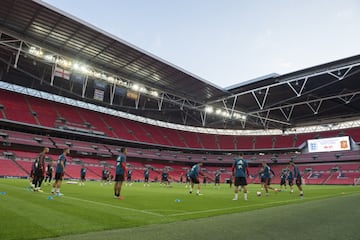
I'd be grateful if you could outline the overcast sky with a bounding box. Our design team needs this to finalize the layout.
[43,0,360,89]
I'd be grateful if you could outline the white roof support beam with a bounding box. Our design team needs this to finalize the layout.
[287,77,308,97]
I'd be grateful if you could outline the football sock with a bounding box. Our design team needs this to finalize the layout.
[234,193,238,200]
[244,193,248,200]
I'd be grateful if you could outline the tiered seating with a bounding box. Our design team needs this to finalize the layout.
[27,96,58,128]
[274,135,295,148]
[198,133,218,149]
[235,136,253,149]
[53,103,84,126]
[0,130,49,147]
[16,160,33,174]
[169,130,188,148]
[122,119,152,143]
[11,150,39,160]
[338,163,360,171]
[4,89,360,150]
[293,133,314,147]
[140,124,171,146]
[180,131,201,149]
[102,115,137,141]
[0,158,28,177]
[217,135,236,150]
[326,172,360,185]
[76,109,114,137]
[306,172,331,185]
[344,127,360,142]
[255,136,274,149]
[0,90,37,125]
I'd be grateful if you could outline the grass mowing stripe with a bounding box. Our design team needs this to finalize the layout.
[62,195,164,217]
[1,179,359,240]
[168,191,358,216]
[0,182,163,216]
[42,193,360,240]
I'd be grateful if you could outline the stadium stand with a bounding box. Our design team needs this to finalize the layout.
[1,89,360,184]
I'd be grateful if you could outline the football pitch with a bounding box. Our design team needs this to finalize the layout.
[0,179,359,240]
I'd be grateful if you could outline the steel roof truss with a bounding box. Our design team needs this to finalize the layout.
[327,66,353,80]
[251,86,269,110]
[279,105,294,121]
[287,77,308,97]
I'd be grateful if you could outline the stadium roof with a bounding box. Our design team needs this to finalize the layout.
[1,0,360,131]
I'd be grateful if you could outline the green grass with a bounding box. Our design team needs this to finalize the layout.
[0,179,359,240]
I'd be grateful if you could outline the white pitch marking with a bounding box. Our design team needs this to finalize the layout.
[168,194,339,217]
[62,195,164,217]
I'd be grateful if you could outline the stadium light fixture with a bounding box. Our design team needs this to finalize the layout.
[205,106,214,113]
[27,44,162,101]
[44,54,55,62]
[131,84,140,91]
[150,91,159,97]
[28,46,43,57]
[80,65,90,74]
[139,87,148,93]
[107,76,115,82]
[73,63,80,70]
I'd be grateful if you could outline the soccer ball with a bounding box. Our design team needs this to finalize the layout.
[256,191,262,196]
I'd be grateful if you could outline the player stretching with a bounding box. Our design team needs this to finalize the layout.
[189,162,203,195]
[290,160,304,197]
[32,147,49,192]
[232,153,249,201]
[51,148,70,196]
[114,147,127,199]
[262,161,276,196]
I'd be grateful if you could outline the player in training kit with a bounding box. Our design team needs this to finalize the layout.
[259,167,265,190]
[44,160,53,185]
[290,160,304,197]
[126,169,133,186]
[280,170,287,190]
[144,168,150,187]
[161,169,170,187]
[232,153,249,201]
[185,170,190,188]
[214,170,221,189]
[101,166,108,185]
[32,147,49,192]
[179,173,183,183]
[262,161,276,196]
[114,147,127,199]
[287,167,294,193]
[79,166,86,186]
[189,162,203,195]
[51,148,70,196]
